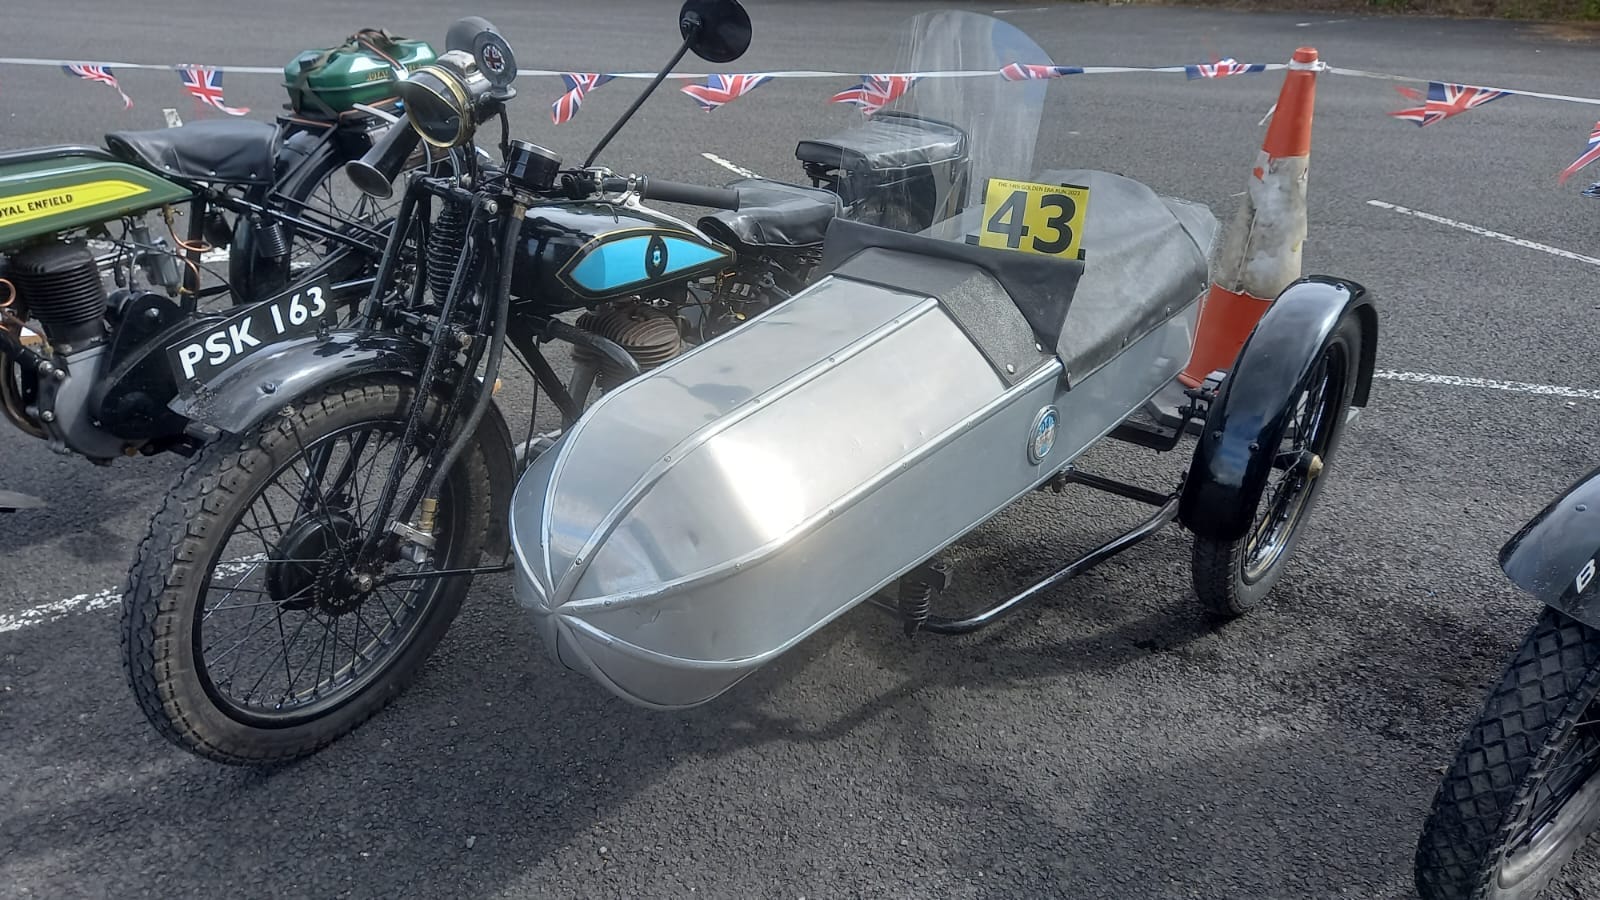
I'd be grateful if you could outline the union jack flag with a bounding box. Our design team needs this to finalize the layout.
[61,64,131,109]
[1558,120,1600,184]
[681,74,774,111]
[551,73,614,125]
[1389,81,1511,127]
[829,75,917,116]
[1185,58,1266,80]
[999,63,1084,81]
[177,66,249,116]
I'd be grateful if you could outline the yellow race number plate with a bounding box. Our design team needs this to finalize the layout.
[977,177,1090,260]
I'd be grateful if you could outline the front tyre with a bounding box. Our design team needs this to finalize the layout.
[1190,312,1360,618]
[119,377,490,765]
[1415,607,1600,900]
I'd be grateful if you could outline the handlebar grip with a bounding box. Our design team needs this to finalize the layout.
[639,177,741,211]
[345,121,422,200]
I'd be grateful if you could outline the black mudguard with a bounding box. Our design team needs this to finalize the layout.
[167,329,514,555]
[1178,275,1379,541]
[1500,465,1600,629]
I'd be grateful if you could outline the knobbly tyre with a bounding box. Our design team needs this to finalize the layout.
[507,10,1380,710]
[1415,466,1600,900]
[0,27,463,474]
[115,1,923,764]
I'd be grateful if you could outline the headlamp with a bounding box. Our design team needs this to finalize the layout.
[396,50,494,149]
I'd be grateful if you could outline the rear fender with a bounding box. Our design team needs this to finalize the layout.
[1179,275,1378,541]
[168,329,513,554]
[1500,466,1600,629]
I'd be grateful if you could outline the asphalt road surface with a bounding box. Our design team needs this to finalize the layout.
[4,2,1600,898]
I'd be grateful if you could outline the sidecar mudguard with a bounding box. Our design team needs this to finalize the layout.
[1179,276,1378,541]
[1499,465,1600,629]
[168,329,515,554]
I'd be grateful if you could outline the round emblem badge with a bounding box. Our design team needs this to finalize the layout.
[481,43,506,74]
[1028,405,1058,465]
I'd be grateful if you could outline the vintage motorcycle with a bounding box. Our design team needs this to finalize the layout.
[1415,465,1600,900]
[0,28,459,467]
[117,5,1378,766]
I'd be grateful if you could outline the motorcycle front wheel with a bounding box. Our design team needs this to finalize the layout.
[119,376,491,765]
[1415,607,1600,900]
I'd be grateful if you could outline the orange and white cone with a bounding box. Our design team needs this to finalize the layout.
[1179,47,1322,388]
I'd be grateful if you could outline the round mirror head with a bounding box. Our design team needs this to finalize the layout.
[474,31,517,89]
[679,0,751,63]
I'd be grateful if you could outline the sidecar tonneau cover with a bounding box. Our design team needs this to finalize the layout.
[822,169,1216,385]
[105,119,279,185]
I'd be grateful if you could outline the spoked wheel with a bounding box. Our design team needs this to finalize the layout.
[1415,608,1600,900]
[120,377,491,765]
[1191,313,1360,618]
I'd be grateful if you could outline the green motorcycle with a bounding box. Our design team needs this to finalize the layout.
[0,28,454,466]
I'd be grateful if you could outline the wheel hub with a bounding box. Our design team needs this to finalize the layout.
[266,514,373,615]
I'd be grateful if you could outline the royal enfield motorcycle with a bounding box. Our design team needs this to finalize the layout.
[1415,465,1600,900]
[0,28,464,467]
[118,5,1378,768]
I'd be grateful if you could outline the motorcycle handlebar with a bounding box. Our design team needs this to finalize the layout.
[597,175,740,211]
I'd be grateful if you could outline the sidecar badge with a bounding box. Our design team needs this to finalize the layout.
[1028,405,1058,465]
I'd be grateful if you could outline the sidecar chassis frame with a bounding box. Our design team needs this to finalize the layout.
[862,379,1214,636]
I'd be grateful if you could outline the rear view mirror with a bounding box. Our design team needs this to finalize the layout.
[679,0,752,63]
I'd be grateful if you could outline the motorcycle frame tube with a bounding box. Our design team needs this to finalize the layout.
[1500,464,1600,629]
[1178,275,1378,542]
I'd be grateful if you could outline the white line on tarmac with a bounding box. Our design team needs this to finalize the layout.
[1367,199,1600,268]
[1375,370,1600,401]
[701,152,761,179]
[1,558,263,634]
[1296,19,1350,26]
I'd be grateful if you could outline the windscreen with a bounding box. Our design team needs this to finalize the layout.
[859,11,1074,258]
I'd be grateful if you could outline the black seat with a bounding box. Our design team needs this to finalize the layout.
[697,178,842,251]
[105,119,279,186]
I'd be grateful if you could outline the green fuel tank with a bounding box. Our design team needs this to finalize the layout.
[0,148,192,251]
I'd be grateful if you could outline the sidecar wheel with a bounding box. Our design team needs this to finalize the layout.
[119,377,491,765]
[1190,313,1359,618]
[1414,608,1600,900]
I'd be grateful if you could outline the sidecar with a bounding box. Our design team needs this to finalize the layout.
[506,10,1378,709]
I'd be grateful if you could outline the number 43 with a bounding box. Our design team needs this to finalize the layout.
[979,180,1089,260]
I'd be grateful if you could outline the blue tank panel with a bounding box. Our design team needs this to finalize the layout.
[510,201,735,314]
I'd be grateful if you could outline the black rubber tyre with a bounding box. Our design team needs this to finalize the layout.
[1415,607,1600,900]
[119,377,491,765]
[1191,312,1360,619]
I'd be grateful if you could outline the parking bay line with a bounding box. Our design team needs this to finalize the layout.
[1366,199,1600,267]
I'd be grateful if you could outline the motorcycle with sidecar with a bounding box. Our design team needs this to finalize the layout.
[114,4,1379,765]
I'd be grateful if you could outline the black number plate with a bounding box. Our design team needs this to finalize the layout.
[167,276,333,386]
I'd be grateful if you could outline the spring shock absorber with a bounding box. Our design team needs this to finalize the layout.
[427,200,472,303]
[897,558,950,636]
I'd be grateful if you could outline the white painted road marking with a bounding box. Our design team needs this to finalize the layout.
[0,588,121,634]
[1,557,264,634]
[1297,19,1350,27]
[701,152,761,179]
[1367,199,1600,268]
[1375,370,1600,401]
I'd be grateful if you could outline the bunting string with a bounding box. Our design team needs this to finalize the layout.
[8,51,1600,181]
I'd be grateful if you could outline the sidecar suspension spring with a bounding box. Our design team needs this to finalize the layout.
[898,559,949,636]
[427,200,472,303]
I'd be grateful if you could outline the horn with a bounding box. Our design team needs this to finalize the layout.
[345,121,423,199]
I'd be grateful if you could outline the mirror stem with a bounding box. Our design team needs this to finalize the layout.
[583,31,697,168]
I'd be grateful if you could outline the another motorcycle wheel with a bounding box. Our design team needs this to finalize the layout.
[119,376,491,765]
[1190,313,1359,618]
[1415,607,1600,900]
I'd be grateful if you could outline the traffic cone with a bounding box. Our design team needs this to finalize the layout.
[1178,47,1321,388]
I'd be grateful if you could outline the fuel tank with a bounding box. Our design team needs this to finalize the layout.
[509,200,734,314]
[0,147,191,251]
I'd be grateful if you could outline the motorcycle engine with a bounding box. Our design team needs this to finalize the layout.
[571,301,683,393]
[1,237,163,461]
[7,238,108,353]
